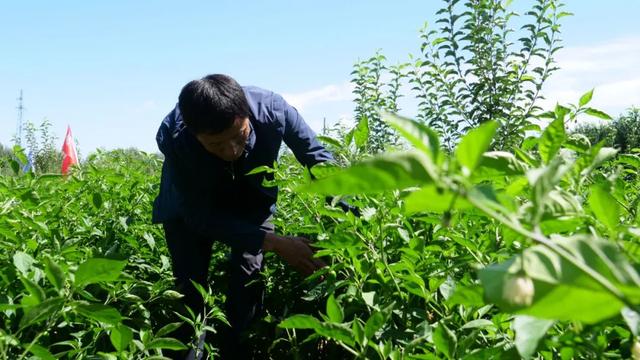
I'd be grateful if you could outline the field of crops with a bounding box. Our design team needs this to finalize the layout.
[3,0,640,359]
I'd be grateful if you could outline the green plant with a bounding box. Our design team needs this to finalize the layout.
[573,107,640,154]
[21,119,64,174]
[351,51,408,153]
[0,150,227,359]
[276,93,640,359]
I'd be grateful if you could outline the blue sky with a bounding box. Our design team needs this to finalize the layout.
[1,1,639,154]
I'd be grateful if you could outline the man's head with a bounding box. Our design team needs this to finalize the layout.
[178,74,252,161]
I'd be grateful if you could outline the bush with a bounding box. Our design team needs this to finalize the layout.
[572,107,640,153]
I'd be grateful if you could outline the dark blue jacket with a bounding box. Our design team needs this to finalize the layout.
[152,86,333,252]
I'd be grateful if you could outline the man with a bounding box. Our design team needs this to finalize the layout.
[152,74,332,358]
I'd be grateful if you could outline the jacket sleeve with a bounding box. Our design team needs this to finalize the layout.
[275,94,334,168]
[164,151,266,253]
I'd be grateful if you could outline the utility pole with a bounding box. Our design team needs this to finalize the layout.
[15,90,25,146]
[322,117,327,135]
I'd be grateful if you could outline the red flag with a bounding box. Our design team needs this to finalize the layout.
[61,125,79,175]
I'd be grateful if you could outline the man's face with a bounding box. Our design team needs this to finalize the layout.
[196,117,251,161]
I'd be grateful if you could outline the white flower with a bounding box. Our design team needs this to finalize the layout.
[503,274,535,307]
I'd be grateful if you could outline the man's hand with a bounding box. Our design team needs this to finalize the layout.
[263,233,326,276]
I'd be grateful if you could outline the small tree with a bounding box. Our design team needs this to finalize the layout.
[410,0,568,151]
[351,0,568,153]
[351,52,408,153]
[22,119,64,173]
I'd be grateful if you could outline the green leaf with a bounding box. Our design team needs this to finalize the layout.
[513,315,554,359]
[75,258,127,287]
[474,151,529,180]
[13,145,28,165]
[10,159,20,175]
[156,322,183,337]
[353,116,369,149]
[564,134,591,153]
[279,314,353,345]
[362,291,375,307]
[352,320,365,345]
[589,184,619,232]
[579,89,594,107]
[618,154,640,169]
[22,343,56,360]
[96,352,117,360]
[479,235,640,323]
[44,257,65,292]
[146,338,188,351]
[143,232,156,250]
[20,275,46,304]
[279,314,322,329]
[585,107,613,120]
[557,11,574,19]
[245,165,275,175]
[19,297,64,329]
[404,185,471,214]
[300,152,433,195]
[433,323,457,359]
[326,295,343,323]
[554,104,571,120]
[13,251,36,276]
[587,147,618,172]
[446,285,485,307]
[317,135,343,148]
[75,303,123,325]
[382,112,440,163]
[92,192,103,209]
[315,322,355,346]
[577,145,618,177]
[455,121,498,175]
[364,311,385,339]
[110,324,133,352]
[0,303,22,311]
[539,117,565,164]
[460,319,495,330]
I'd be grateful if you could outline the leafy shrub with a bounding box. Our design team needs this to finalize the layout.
[0,150,225,358]
[573,107,640,154]
[352,0,568,153]
[278,96,640,359]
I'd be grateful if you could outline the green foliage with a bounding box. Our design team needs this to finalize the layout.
[573,107,640,154]
[349,0,568,153]
[2,1,637,359]
[412,0,568,151]
[21,119,64,174]
[351,51,408,153]
[0,150,209,358]
[0,144,13,176]
[279,98,640,358]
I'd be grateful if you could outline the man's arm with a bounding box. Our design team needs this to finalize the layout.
[276,93,333,168]
[275,94,361,217]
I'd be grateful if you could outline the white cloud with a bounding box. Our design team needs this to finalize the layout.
[540,36,640,116]
[281,82,354,111]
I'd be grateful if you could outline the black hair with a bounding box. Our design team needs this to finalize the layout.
[178,74,252,134]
